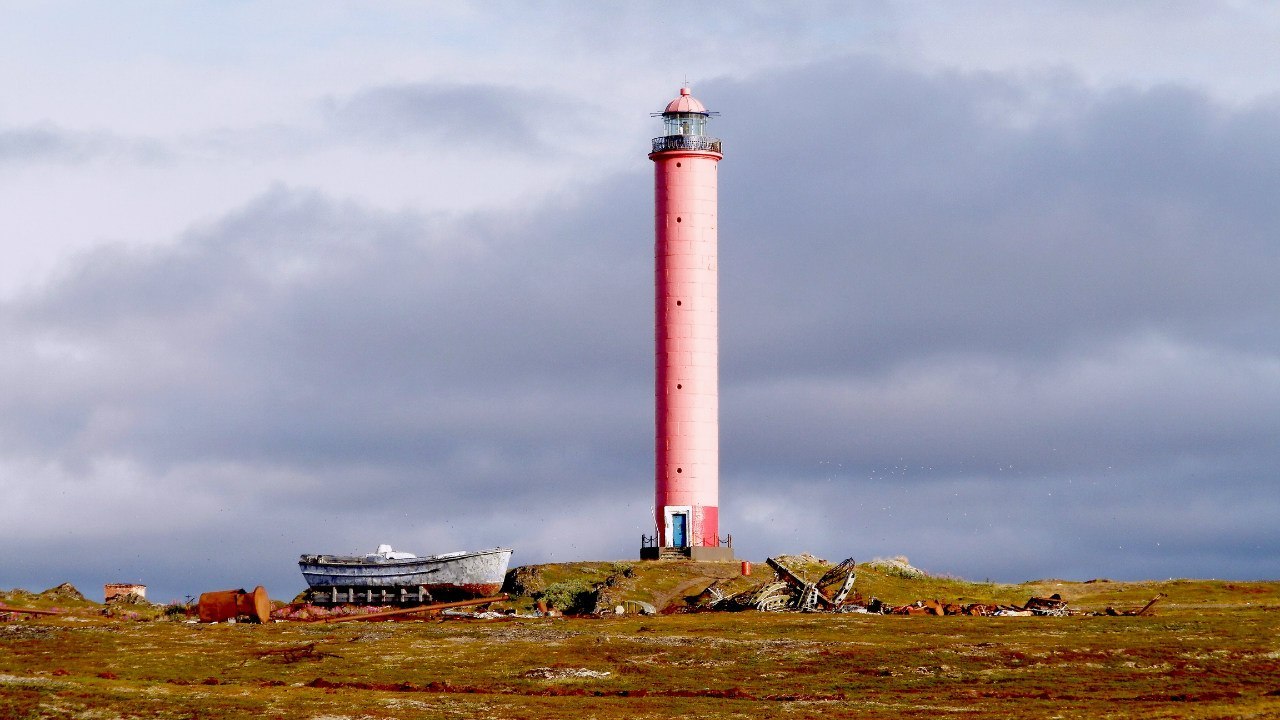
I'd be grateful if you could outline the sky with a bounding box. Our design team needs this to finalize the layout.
[2,1,1278,603]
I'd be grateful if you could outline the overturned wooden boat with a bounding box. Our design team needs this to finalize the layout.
[299,545,512,606]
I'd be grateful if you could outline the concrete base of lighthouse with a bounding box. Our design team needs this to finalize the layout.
[639,546,735,562]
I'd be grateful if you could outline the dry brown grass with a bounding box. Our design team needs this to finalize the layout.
[2,563,1279,718]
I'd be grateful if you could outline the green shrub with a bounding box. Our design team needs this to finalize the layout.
[607,562,635,578]
[162,603,190,619]
[536,580,598,614]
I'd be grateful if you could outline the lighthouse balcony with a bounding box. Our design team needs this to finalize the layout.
[651,135,722,154]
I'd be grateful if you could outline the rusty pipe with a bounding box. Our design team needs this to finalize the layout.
[1134,593,1166,617]
[320,594,509,623]
[0,604,64,616]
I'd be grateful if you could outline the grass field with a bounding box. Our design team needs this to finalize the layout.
[3,559,1279,719]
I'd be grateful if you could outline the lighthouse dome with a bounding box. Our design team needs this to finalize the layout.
[663,87,708,115]
[651,86,721,153]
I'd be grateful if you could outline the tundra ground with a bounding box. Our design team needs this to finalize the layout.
[3,560,1278,719]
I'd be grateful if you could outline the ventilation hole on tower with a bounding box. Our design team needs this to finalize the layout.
[676,467,683,473]
[676,384,682,389]
[676,162,682,167]
[676,216,682,223]
[676,300,682,306]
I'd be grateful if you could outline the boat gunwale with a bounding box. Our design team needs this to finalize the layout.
[299,547,512,568]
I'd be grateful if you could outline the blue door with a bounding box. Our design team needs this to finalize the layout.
[672,513,688,548]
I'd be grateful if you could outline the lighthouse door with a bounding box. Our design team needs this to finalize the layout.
[672,513,688,548]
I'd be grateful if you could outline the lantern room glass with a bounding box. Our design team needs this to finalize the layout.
[664,112,707,137]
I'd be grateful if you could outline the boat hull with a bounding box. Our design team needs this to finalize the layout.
[299,548,512,600]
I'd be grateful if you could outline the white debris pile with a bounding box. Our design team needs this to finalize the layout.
[867,556,928,579]
[521,667,612,680]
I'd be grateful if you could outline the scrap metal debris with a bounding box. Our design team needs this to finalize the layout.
[1024,595,1070,616]
[253,642,341,663]
[887,595,1069,617]
[1106,593,1165,617]
[710,557,1155,618]
[619,600,657,615]
[715,557,858,612]
[747,581,793,612]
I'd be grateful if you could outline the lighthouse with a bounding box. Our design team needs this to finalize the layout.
[643,87,733,562]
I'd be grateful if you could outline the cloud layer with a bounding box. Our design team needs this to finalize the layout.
[2,11,1278,600]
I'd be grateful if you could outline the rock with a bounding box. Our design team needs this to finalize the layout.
[775,552,827,566]
[503,566,543,597]
[867,557,928,579]
[104,592,149,605]
[39,583,86,602]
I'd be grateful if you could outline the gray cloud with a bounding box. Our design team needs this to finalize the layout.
[717,61,1280,372]
[322,83,565,152]
[5,182,650,469]
[0,122,170,164]
[3,55,1279,600]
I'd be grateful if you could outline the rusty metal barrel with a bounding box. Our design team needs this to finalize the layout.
[197,586,271,623]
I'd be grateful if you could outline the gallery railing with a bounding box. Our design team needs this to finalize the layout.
[640,532,733,548]
[650,135,723,154]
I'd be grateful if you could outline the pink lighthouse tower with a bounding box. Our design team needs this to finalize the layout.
[644,87,733,561]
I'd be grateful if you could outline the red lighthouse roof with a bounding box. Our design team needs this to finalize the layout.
[663,87,708,115]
